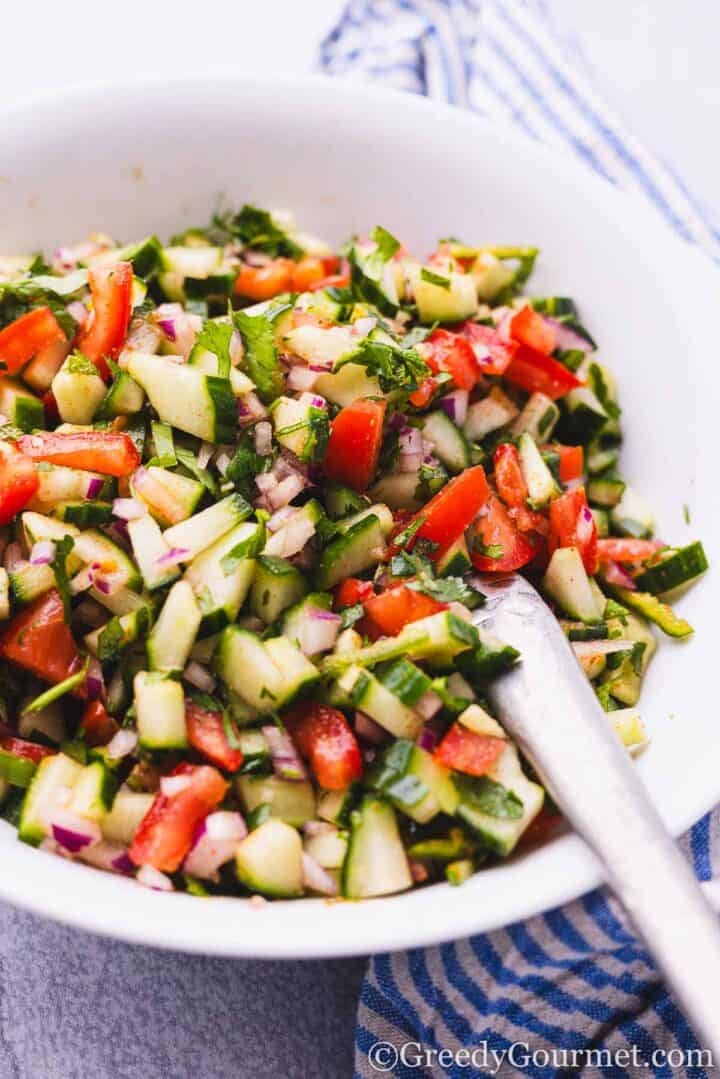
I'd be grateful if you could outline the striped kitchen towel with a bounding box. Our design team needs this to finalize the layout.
[320,3,719,1076]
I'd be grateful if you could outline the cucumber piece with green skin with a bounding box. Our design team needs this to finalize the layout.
[184,521,260,636]
[455,629,521,685]
[263,636,320,706]
[304,826,348,869]
[96,370,145,418]
[188,343,255,397]
[9,562,56,605]
[633,541,708,594]
[283,323,357,367]
[21,511,81,562]
[134,671,188,749]
[457,703,506,738]
[163,494,252,562]
[131,466,204,527]
[321,611,478,679]
[591,507,609,537]
[51,356,107,424]
[369,472,422,512]
[23,340,71,393]
[74,529,142,592]
[53,501,113,527]
[270,396,322,461]
[84,608,150,660]
[18,753,84,846]
[69,761,117,822]
[586,441,619,476]
[560,387,608,444]
[317,787,355,827]
[517,432,559,507]
[250,555,307,624]
[542,547,603,623]
[86,235,162,277]
[453,743,544,857]
[314,362,383,407]
[215,628,282,712]
[236,729,270,771]
[0,750,37,788]
[335,503,394,537]
[342,797,412,899]
[30,465,112,511]
[609,486,654,539]
[127,352,237,442]
[323,482,370,520]
[101,788,154,845]
[315,514,388,590]
[407,264,478,324]
[435,534,471,577]
[0,567,8,619]
[236,776,316,828]
[0,378,44,432]
[587,471,626,508]
[147,580,202,672]
[281,592,333,649]
[421,411,470,474]
[511,392,560,442]
[603,584,694,638]
[159,244,223,277]
[336,665,423,740]
[235,819,304,898]
[464,387,519,442]
[375,658,432,707]
[370,739,458,824]
[127,513,180,591]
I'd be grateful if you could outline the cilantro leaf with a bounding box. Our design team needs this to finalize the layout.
[97,617,126,663]
[473,539,504,561]
[147,421,176,468]
[51,535,75,621]
[66,351,100,377]
[371,225,401,263]
[392,515,426,550]
[452,773,524,820]
[175,446,219,497]
[0,279,76,337]
[194,320,233,378]
[220,522,266,576]
[232,308,284,403]
[420,267,451,290]
[211,204,302,258]
[336,337,429,396]
[225,437,274,501]
[339,603,365,630]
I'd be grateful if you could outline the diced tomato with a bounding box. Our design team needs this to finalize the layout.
[544,443,584,484]
[0,307,66,375]
[509,306,556,354]
[364,583,447,637]
[234,257,294,301]
[470,492,537,573]
[421,328,480,390]
[457,321,517,375]
[0,735,55,765]
[518,806,564,850]
[290,256,327,292]
[435,723,506,777]
[408,376,440,408]
[596,538,663,565]
[284,703,363,790]
[0,589,82,687]
[320,255,341,276]
[397,465,489,560]
[76,262,133,380]
[0,440,39,526]
[333,577,375,610]
[186,699,243,773]
[80,700,119,747]
[323,398,386,492]
[17,430,140,477]
[503,343,583,400]
[129,762,228,872]
[307,272,351,292]
[493,443,528,508]
[548,486,598,575]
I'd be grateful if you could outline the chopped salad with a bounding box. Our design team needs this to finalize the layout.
[0,206,707,900]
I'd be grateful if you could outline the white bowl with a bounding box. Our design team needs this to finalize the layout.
[0,76,717,957]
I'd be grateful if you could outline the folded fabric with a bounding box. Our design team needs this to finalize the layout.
[319,3,719,1075]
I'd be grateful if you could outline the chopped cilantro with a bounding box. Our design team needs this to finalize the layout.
[392,515,426,550]
[339,603,365,630]
[210,204,302,257]
[420,267,451,290]
[193,320,233,378]
[452,773,523,820]
[51,535,75,621]
[232,308,284,403]
[336,337,429,396]
[473,539,504,561]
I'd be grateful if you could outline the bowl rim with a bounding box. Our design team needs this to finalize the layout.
[0,73,717,958]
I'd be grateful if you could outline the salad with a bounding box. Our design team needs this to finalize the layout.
[0,205,707,901]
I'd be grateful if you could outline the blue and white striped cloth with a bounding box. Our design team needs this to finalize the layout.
[319,4,720,1075]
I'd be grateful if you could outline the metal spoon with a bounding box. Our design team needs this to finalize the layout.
[474,572,720,1057]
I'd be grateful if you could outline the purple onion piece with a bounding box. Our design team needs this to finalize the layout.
[52,824,94,854]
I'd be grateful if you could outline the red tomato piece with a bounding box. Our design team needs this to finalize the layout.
[129,763,228,872]
[307,272,351,292]
[503,343,583,400]
[80,700,119,748]
[493,443,528,508]
[364,583,447,637]
[186,699,243,773]
[0,307,66,375]
[76,262,133,380]
[596,538,663,564]
[290,256,327,292]
[518,806,564,851]
[234,257,294,301]
[398,465,489,560]
[17,430,140,477]
[470,492,537,573]
[408,376,440,408]
[0,735,55,765]
[457,321,517,375]
[333,577,375,610]
[544,443,584,484]
[324,398,386,492]
[509,306,556,354]
[548,486,598,575]
[284,703,363,790]
[421,329,480,390]
[42,390,60,424]
[0,589,82,687]
[0,440,39,525]
[435,723,506,777]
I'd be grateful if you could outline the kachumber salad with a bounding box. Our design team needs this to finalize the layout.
[0,206,707,900]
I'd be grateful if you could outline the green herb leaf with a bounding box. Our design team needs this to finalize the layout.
[339,603,365,630]
[66,350,101,377]
[51,535,75,621]
[392,515,426,550]
[232,308,284,403]
[336,337,430,396]
[193,320,233,379]
[25,658,89,713]
[453,773,524,820]
[220,523,266,576]
[0,278,77,337]
[473,539,504,561]
[147,421,176,468]
[371,225,401,263]
[212,204,303,258]
[420,267,451,290]
[175,446,219,497]
[225,438,273,501]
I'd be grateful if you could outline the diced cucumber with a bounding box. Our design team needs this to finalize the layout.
[163,494,252,561]
[316,513,388,589]
[317,787,355,827]
[127,513,180,591]
[18,753,84,846]
[270,395,327,461]
[97,370,145,417]
[435,534,471,577]
[18,698,66,745]
[314,363,382,407]
[342,797,412,899]
[634,541,708,595]
[455,628,520,684]
[464,387,519,442]
[370,740,458,823]
[147,580,201,672]
[84,607,149,660]
[236,776,316,829]
[511,393,560,442]
[86,235,162,276]
[517,431,560,507]
[407,265,478,324]
[90,585,153,618]
[0,750,37,788]
[160,244,222,278]
[134,671,188,749]
[369,472,423,512]
[304,826,348,869]
[250,556,307,624]
[609,486,655,539]
[263,635,320,706]
[69,761,117,822]
[131,466,204,528]
[282,323,356,367]
[51,356,106,424]
[235,819,304,898]
[587,471,626,508]
[0,378,44,432]
[23,340,70,393]
[336,665,423,740]
[281,592,333,649]
[421,411,470,474]
[321,611,477,678]
[457,703,506,739]
[8,561,54,605]
[592,507,609,537]
[454,743,544,856]
[323,482,370,521]
[607,587,693,639]
[101,787,154,845]
[263,500,323,558]
[127,352,237,442]
[335,503,394,537]
[184,521,259,635]
[586,441,619,476]
[53,501,113,527]
[29,465,111,511]
[470,251,516,301]
[215,628,281,712]
[542,547,603,623]
[375,657,432,707]
[561,387,608,444]
[73,529,142,592]
[611,709,646,749]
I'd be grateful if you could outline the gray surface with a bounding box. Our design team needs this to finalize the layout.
[0,903,366,1079]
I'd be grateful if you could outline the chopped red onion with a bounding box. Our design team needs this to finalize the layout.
[416,721,443,753]
[137,865,174,892]
[572,638,636,658]
[308,360,334,373]
[30,540,56,565]
[229,330,244,365]
[266,505,296,532]
[409,859,429,883]
[84,656,105,701]
[106,728,138,760]
[603,560,637,590]
[296,607,342,656]
[184,811,247,879]
[155,547,191,568]
[352,316,377,338]
[265,474,305,511]
[388,412,408,432]
[439,390,469,427]
[301,852,338,896]
[237,392,268,425]
[355,711,389,745]
[85,477,104,500]
[51,812,101,853]
[297,391,327,410]
[263,510,316,558]
[80,840,134,875]
[112,497,146,521]
[415,689,444,720]
[197,441,215,469]
[243,250,272,268]
[160,774,193,798]
[157,317,177,340]
[66,300,88,326]
[213,448,234,476]
[183,660,216,693]
[303,820,336,837]
[286,365,319,392]
[262,725,308,781]
[544,317,591,353]
[254,421,273,456]
[69,564,95,596]
[3,542,23,572]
